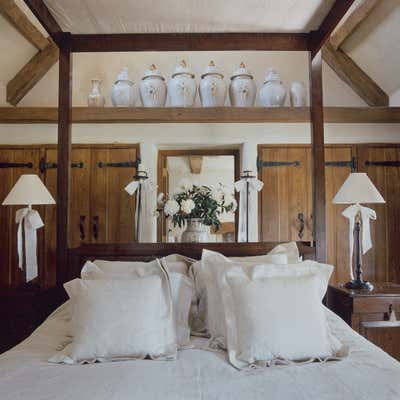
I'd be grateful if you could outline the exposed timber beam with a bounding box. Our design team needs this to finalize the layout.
[7,40,59,105]
[0,0,49,50]
[322,41,388,106]
[70,32,309,52]
[309,0,356,58]
[330,0,379,50]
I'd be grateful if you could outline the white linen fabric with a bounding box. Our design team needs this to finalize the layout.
[49,276,177,364]
[82,258,194,349]
[1,307,400,400]
[219,263,344,369]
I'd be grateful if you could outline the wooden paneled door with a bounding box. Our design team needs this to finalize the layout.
[258,146,312,242]
[357,146,400,283]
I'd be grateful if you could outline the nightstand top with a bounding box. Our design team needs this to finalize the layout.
[330,282,400,298]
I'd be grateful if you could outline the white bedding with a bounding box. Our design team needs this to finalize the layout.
[1,304,399,400]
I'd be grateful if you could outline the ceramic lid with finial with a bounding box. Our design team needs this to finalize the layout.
[142,64,165,80]
[264,68,282,83]
[230,62,254,80]
[172,60,195,78]
[201,60,224,79]
[115,67,133,83]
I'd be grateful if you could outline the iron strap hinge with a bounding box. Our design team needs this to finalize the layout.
[97,158,141,169]
[257,157,300,171]
[0,162,33,169]
[39,158,84,173]
[365,161,400,167]
[325,156,357,171]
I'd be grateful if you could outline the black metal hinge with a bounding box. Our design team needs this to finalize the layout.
[0,162,33,169]
[325,156,357,171]
[257,157,300,171]
[97,158,141,169]
[39,158,84,173]
[365,161,400,167]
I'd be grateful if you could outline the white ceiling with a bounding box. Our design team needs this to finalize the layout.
[43,0,335,34]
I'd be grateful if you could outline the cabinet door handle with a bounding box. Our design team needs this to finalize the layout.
[92,216,99,240]
[79,216,86,240]
[297,213,305,239]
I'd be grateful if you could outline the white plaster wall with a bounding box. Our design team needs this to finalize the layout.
[390,87,400,106]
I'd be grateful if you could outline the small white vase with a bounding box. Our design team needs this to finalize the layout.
[199,61,226,107]
[139,64,167,107]
[259,68,287,107]
[167,60,197,107]
[229,62,256,107]
[111,67,136,107]
[87,79,105,107]
[290,81,307,107]
[181,218,210,243]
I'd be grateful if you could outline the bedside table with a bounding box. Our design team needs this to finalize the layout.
[328,283,400,360]
[0,286,65,354]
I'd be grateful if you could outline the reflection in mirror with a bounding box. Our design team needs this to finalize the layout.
[157,151,238,243]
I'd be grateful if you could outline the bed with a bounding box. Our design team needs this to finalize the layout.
[1,301,399,400]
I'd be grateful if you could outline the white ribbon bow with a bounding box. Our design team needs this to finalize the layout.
[15,207,44,282]
[234,178,264,242]
[125,179,156,242]
[342,204,376,280]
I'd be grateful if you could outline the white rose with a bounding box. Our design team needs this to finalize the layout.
[181,198,195,214]
[164,199,180,216]
[211,188,224,203]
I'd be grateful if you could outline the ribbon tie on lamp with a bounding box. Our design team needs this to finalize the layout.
[342,204,376,281]
[15,207,44,281]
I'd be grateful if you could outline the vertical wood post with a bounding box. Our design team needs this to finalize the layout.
[309,51,327,262]
[56,33,72,285]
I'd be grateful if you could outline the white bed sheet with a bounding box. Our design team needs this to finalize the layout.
[1,303,399,400]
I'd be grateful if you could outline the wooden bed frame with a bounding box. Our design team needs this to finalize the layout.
[23,0,357,286]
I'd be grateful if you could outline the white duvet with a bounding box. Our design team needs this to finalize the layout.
[1,304,399,400]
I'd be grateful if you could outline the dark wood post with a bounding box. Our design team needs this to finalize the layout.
[309,51,326,262]
[56,33,72,285]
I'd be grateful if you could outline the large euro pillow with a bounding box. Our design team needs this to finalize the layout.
[82,259,193,349]
[218,262,346,369]
[49,275,177,364]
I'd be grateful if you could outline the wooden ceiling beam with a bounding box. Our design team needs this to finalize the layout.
[7,41,59,105]
[330,0,379,50]
[322,41,388,106]
[309,0,356,58]
[0,0,49,50]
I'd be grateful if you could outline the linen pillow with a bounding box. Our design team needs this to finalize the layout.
[219,262,346,369]
[49,275,177,364]
[82,259,193,349]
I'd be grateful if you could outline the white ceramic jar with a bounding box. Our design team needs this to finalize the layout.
[139,64,167,107]
[111,67,136,107]
[167,60,197,107]
[88,79,105,107]
[229,62,256,107]
[290,81,307,107]
[199,61,226,107]
[259,68,287,107]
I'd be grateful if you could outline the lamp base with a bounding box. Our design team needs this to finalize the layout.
[344,280,374,291]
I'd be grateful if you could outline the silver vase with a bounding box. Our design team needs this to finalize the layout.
[181,218,210,243]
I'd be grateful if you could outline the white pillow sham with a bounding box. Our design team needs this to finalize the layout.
[81,259,193,349]
[49,275,177,364]
[219,262,346,369]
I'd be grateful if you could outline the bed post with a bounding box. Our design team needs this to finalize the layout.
[309,51,326,263]
[56,33,72,286]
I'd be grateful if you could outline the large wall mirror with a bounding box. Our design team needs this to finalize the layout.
[157,149,240,243]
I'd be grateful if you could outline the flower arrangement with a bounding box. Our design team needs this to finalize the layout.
[158,179,237,232]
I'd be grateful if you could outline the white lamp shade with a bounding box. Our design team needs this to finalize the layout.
[332,172,385,205]
[2,174,55,206]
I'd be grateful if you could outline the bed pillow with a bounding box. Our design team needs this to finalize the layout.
[82,260,193,349]
[219,262,346,369]
[49,275,177,364]
[199,249,332,345]
[159,253,196,275]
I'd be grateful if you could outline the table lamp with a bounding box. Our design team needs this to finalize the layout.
[332,172,385,291]
[2,174,55,282]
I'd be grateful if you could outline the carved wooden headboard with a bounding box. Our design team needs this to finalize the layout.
[67,242,315,283]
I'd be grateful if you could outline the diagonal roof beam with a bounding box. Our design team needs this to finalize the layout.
[0,0,49,50]
[309,0,356,58]
[23,0,62,46]
[330,0,379,50]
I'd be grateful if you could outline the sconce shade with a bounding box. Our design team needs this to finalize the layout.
[332,173,385,205]
[2,174,55,205]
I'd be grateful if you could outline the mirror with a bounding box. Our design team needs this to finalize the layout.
[157,150,239,242]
